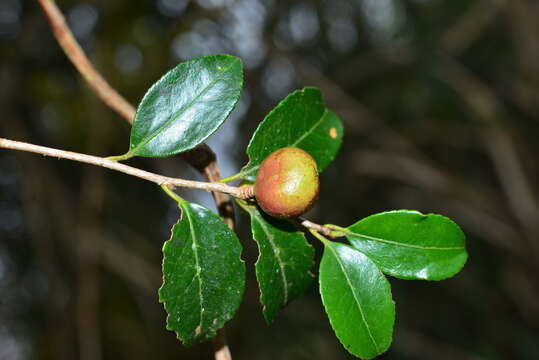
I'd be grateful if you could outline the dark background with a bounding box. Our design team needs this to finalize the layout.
[1,0,539,359]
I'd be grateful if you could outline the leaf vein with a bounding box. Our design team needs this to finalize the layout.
[255,213,289,304]
[184,206,204,338]
[133,59,237,154]
[326,244,380,353]
[291,108,328,148]
[347,231,464,251]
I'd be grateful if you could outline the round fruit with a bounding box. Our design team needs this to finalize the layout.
[254,147,319,218]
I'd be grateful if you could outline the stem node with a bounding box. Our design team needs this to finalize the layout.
[237,185,255,199]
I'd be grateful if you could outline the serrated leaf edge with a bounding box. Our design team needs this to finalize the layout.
[242,202,314,324]
[158,202,246,346]
[251,211,289,323]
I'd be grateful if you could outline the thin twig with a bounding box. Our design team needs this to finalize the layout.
[0,137,247,199]
[37,0,136,122]
[441,0,503,53]
[300,219,336,237]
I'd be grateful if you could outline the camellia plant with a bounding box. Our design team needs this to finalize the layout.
[0,52,468,359]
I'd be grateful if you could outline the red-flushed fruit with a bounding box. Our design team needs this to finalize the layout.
[255,147,319,218]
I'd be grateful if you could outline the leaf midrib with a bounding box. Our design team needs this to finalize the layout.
[184,205,204,338]
[346,229,464,251]
[132,59,237,154]
[291,108,328,149]
[326,243,380,354]
[254,212,289,304]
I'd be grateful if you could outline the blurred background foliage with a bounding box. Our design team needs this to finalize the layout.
[1,0,539,359]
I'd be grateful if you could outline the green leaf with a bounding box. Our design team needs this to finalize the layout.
[240,201,314,324]
[129,55,243,157]
[159,201,245,346]
[344,210,467,281]
[239,87,343,180]
[319,242,395,359]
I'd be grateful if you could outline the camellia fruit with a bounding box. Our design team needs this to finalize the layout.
[254,147,319,218]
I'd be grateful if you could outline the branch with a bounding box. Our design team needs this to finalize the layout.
[37,0,227,185]
[441,0,503,53]
[0,137,249,199]
[38,2,236,358]
[37,0,135,122]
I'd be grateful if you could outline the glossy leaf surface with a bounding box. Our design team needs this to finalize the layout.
[345,210,467,280]
[130,55,242,157]
[159,201,245,346]
[241,201,314,323]
[319,242,395,359]
[240,87,343,179]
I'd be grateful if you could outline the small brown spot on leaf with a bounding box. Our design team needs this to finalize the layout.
[329,127,338,139]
